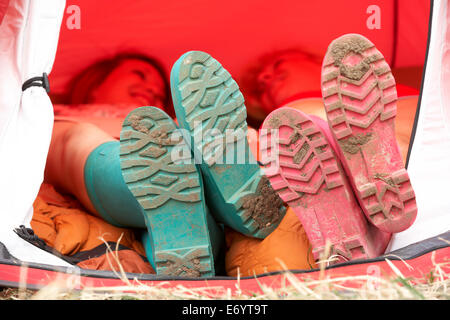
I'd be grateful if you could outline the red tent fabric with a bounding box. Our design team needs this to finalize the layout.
[0,0,8,26]
[50,0,430,95]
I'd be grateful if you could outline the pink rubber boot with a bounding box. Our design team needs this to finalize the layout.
[321,34,417,233]
[260,107,390,263]
[311,114,392,255]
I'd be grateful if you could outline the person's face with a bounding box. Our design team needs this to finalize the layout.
[257,52,322,113]
[90,58,167,109]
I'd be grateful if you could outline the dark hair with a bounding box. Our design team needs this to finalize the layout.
[68,52,173,116]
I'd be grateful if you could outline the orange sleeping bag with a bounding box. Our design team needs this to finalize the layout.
[32,183,154,274]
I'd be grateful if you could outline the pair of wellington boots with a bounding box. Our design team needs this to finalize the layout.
[84,51,286,277]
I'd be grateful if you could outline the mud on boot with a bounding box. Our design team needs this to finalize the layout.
[170,51,286,239]
[261,107,388,263]
[119,106,217,277]
[321,34,417,233]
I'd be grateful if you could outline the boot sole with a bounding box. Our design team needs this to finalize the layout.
[321,34,417,233]
[261,107,378,262]
[170,51,286,238]
[119,106,214,277]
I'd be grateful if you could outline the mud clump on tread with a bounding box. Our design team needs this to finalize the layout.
[128,114,179,147]
[293,144,310,164]
[180,264,201,277]
[317,145,327,154]
[340,63,370,81]
[339,133,373,154]
[268,116,281,128]
[242,177,284,230]
[289,131,302,145]
[161,259,202,277]
[330,36,375,81]
[129,115,149,134]
[150,129,171,147]
[331,37,371,64]
[373,173,397,188]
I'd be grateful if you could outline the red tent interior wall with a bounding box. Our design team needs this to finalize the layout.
[50,0,430,97]
[0,0,8,26]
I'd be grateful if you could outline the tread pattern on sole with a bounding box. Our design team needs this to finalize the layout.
[357,169,416,226]
[261,108,372,263]
[176,51,248,167]
[155,246,212,277]
[173,51,286,238]
[260,112,344,207]
[313,236,368,263]
[119,107,213,277]
[120,109,201,210]
[321,34,396,140]
[321,34,417,232]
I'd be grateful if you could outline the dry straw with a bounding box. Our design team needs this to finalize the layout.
[1,237,449,300]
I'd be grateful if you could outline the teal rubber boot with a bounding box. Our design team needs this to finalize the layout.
[119,106,220,277]
[85,141,146,228]
[141,205,226,275]
[170,51,286,238]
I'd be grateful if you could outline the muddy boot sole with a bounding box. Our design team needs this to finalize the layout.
[119,106,215,277]
[170,51,286,239]
[321,34,417,233]
[261,107,387,262]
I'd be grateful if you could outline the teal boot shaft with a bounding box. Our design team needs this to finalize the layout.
[85,136,222,277]
[141,207,225,274]
[84,141,146,228]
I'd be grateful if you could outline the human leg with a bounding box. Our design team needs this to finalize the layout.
[44,120,116,216]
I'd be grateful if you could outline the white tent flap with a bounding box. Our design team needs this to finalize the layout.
[0,0,71,266]
[387,0,450,251]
